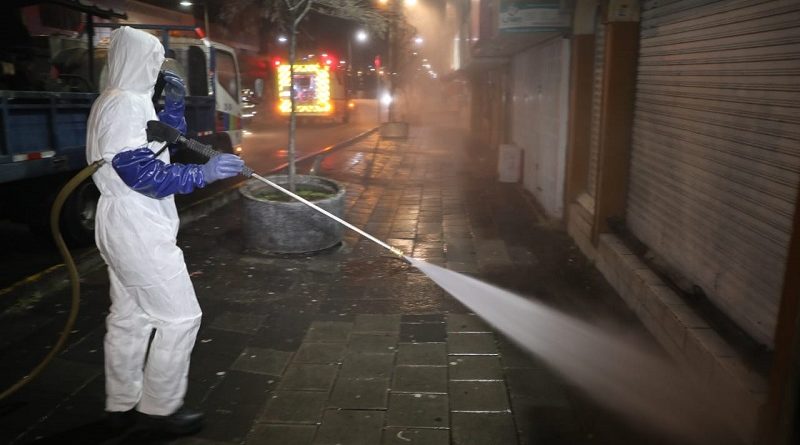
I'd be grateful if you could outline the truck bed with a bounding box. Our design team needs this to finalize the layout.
[0,91,216,185]
[0,90,96,184]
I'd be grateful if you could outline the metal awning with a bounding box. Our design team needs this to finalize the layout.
[472,31,561,58]
[450,30,562,76]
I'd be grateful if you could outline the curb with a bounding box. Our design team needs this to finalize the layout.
[0,126,380,308]
[594,232,766,443]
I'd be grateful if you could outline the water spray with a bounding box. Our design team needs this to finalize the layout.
[145,121,406,259]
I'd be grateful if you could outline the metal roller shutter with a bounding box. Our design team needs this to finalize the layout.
[586,9,606,202]
[627,0,800,346]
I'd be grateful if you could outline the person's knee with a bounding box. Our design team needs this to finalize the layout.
[164,311,202,328]
[150,312,201,349]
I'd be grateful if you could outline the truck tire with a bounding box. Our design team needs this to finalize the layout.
[61,179,100,246]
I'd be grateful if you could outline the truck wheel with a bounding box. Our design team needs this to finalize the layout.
[61,180,100,246]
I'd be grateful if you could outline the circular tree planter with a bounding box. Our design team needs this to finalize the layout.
[239,175,346,254]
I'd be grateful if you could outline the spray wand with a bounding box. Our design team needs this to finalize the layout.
[146,121,407,260]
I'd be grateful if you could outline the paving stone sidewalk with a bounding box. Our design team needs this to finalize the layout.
[0,122,676,445]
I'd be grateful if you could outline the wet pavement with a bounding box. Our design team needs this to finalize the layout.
[1,118,679,444]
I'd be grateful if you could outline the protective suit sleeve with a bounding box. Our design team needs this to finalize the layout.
[112,147,205,199]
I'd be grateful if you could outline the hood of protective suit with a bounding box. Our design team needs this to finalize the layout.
[106,26,164,95]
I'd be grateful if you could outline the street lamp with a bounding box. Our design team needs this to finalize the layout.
[179,1,210,40]
[348,29,369,73]
[388,0,405,122]
[347,29,370,114]
[374,0,416,124]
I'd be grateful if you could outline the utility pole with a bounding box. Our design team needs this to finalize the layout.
[203,3,210,40]
[387,1,397,122]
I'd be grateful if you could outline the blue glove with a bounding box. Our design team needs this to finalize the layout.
[157,71,187,134]
[201,154,245,184]
[163,71,185,103]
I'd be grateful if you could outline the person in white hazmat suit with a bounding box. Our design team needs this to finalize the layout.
[86,26,243,434]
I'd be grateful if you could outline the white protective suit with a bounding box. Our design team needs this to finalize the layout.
[86,26,201,416]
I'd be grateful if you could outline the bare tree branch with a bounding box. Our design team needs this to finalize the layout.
[295,0,313,27]
[311,0,389,35]
[285,0,311,13]
[222,0,389,38]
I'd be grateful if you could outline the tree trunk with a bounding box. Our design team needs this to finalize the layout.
[387,8,396,122]
[288,20,298,192]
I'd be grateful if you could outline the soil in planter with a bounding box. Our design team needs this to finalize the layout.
[254,186,334,202]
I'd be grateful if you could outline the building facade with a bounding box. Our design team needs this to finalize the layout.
[443,0,800,443]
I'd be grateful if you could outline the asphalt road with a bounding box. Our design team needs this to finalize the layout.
[239,99,379,174]
[0,99,380,290]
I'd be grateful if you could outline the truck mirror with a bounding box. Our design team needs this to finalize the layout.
[254,78,264,98]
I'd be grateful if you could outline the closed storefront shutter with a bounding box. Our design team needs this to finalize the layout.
[626,0,800,346]
[511,38,571,218]
[586,10,606,203]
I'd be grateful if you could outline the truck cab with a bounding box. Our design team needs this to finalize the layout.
[163,36,243,160]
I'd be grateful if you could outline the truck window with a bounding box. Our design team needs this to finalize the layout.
[187,46,207,96]
[293,75,316,102]
[215,50,239,103]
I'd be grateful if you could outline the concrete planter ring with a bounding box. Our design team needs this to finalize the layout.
[239,175,346,254]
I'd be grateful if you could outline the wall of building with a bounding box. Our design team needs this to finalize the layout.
[625,0,800,348]
[449,0,800,440]
[564,1,800,441]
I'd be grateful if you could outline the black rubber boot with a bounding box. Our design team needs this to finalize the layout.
[138,406,204,435]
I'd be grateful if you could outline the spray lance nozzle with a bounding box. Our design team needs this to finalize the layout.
[144,120,408,261]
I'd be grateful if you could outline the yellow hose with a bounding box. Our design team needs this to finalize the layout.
[0,160,104,401]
